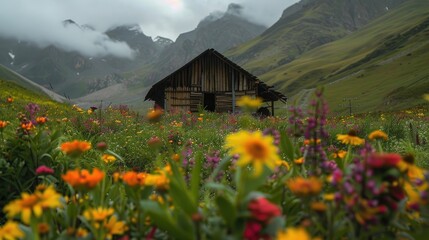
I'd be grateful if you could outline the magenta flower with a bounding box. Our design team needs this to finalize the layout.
[36,165,54,175]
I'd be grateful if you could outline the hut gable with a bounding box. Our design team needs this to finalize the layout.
[145,48,286,114]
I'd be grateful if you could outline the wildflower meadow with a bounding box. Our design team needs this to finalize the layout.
[0,87,429,240]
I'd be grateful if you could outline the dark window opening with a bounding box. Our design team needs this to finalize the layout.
[203,93,216,112]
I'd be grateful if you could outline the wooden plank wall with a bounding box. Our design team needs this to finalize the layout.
[164,53,257,112]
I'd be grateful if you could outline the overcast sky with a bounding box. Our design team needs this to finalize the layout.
[0,0,298,58]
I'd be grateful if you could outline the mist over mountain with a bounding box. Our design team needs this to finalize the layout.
[142,3,267,85]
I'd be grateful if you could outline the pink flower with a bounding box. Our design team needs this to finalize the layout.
[36,165,54,175]
[248,197,281,223]
[367,153,401,168]
[243,221,266,240]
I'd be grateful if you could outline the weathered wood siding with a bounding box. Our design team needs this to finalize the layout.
[163,52,257,112]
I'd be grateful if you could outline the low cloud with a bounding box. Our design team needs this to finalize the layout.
[0,0,298,57]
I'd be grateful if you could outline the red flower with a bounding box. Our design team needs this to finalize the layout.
[36,165,54,175]
[367,153,401,168]
[243,221,267,240]
[248,197,281,223]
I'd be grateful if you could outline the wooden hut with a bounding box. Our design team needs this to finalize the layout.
[144,49,287,115]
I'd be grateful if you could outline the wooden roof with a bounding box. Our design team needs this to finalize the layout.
[145,48,287,103]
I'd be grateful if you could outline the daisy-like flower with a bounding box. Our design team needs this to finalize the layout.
[104,215,127,239]
[62,168,104,190]
[101,154,116,164]
[276,227,311,240]
[83,207,114,222]
[287,177,323,197]
[61,140,91,157]
[368,130,388,141]
[3,185,62,224]
[122,171,147,187]
[337,130,365,146]
[0,221,25,240]
[224,130,281,176]
[236,96,262,111]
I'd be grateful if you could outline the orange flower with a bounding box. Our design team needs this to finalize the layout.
[36,116,48,125]
[146,108,163,122]
[61,140,91,157]
[294,157,304,165]
[287,177,322,197]
[6,97,13,103]
[332,150,347,159]
[303,138,321,145]
[310,201,327,212]
[0,120,8,129]
[21,122,34,131]
[62,168,104,190]
[122,171,147,187]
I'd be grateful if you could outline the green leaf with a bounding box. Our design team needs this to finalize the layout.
[141,200,193,240]
[215,194,237,228]
[191,151,203,202]
[280,132,295,161]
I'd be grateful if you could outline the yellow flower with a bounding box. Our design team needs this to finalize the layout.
[0,221,25,240]
[101,154,116,164]
[423,94,429,101]
[368,130,388,141]
[323,193,335,201]
[104,215,127,239]
[225,130,281,176]
[276,227,311,240]
[236,96,262,111]
[4,185,62,224]
[279,160,290,170]
[287,177,322,197]
[83,207,114,222]
[337,130,365,145]
[145,174,170,190]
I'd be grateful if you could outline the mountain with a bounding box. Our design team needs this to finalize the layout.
[226,0,406,76]
[0,64,67,102]
[255,0,429,113]
[142,3,267,85]
[0,21,159,98]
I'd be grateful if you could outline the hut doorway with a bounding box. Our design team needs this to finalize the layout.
[203,93,216,112]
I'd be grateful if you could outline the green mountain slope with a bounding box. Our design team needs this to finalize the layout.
[257,0,429,113]
[0,64,68,103]
[226,0,406,76]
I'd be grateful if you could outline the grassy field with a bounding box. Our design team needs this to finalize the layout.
[1,78,429,239]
